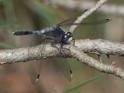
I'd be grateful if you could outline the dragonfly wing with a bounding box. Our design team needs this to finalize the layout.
[58,18,111,27]
[57,10,88,26]
[28,60,42,84]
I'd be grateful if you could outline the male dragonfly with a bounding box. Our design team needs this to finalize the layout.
[13,17,110,82]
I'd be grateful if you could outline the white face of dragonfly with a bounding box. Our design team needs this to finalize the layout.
[64,32,73,44]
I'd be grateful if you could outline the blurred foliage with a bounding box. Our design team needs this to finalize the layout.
[0,42,17,48]
[62,74,105,93]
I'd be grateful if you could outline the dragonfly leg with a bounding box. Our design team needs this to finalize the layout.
[51,42,58,48]
[59,43,72,58]
[51,42,67,56]
[59,43,66,56]
[51,43,65,57]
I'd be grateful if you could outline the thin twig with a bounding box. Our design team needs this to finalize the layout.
[69,0,107,33]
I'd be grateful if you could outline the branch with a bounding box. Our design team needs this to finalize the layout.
[75,39,124,56]
[1,39,124,63]
[69,0,107,33]
[1,39,124,79]
[0,44,60,64]
[69,46,124,80]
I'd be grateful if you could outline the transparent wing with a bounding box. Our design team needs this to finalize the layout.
[57,9,88,26]
[57,18,111,27]
[57,17,77,27]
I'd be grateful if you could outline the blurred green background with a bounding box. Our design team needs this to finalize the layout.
[0,0,124,93]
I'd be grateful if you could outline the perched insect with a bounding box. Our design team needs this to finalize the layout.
[13,23,73,47]
[13,18,110,47]
[13,17,110,82]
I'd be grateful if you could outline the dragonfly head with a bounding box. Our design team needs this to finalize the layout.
[63,32,73,44]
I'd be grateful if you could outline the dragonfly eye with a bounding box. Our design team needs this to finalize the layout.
[63,32,73,43]
[66,32,72,37]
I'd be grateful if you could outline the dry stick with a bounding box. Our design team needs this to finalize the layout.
[1,39,124,63]
[75,39,124,56]
[69,0,107,33]
[69,46,124,80]
[0,44,59,64]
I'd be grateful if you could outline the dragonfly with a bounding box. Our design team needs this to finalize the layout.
[13,17,110,82]
[13,18,110,47]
